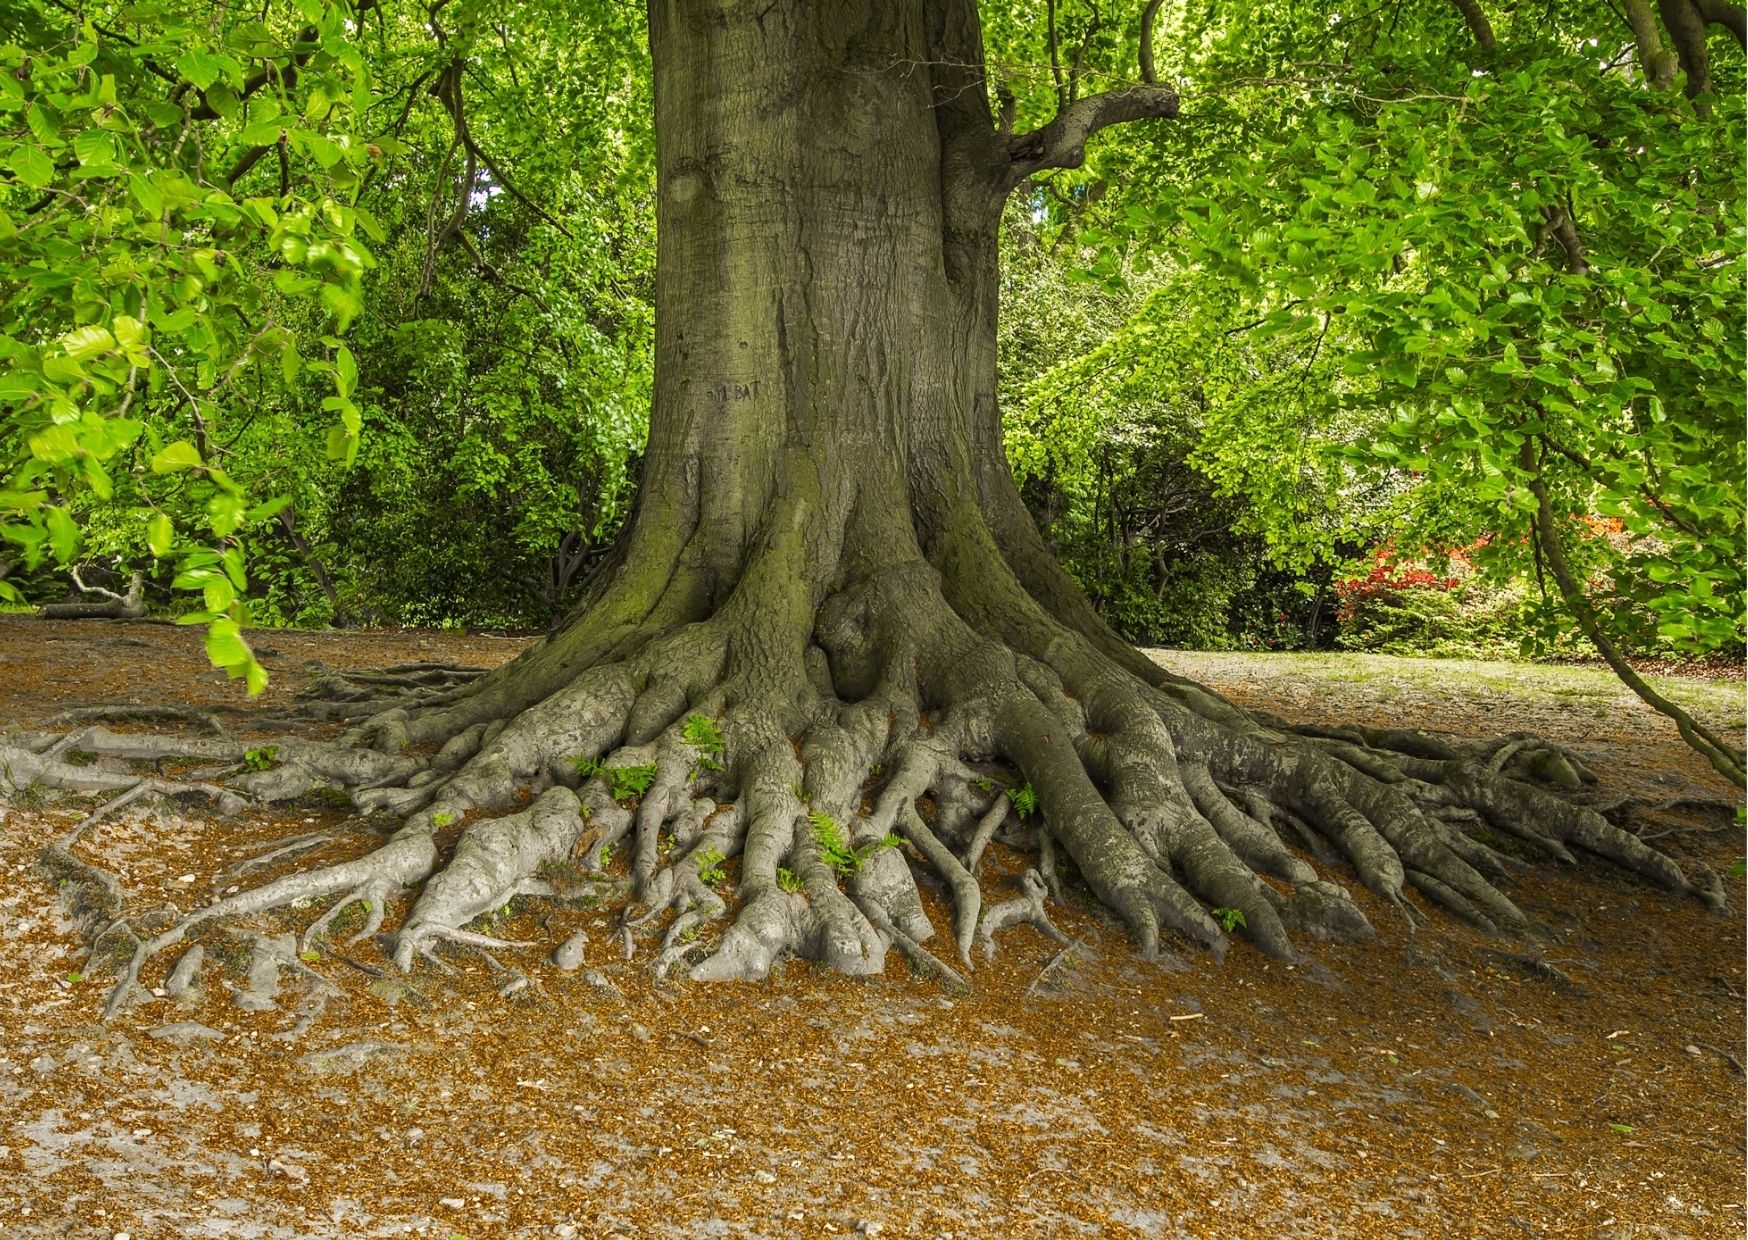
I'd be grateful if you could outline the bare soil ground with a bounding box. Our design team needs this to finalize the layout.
[0,617,1742,1240]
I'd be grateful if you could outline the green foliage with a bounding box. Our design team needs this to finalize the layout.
[682,714,725,779]
[998,201,1320,651]
[430,811,456,829]
[241,744,277,772]
[0,0,388,690]
[1212,907,1246,933]
[1,0,654,645]
[693,847,726,886]
[606,762,657,803]
[775,865,804,894]
[570,754,605,781]
[1006,783,1037,820]
[1066,0,1745,666]
[1334,572,1564,661]
[808,809,901,879]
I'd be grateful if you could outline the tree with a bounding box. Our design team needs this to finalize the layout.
[0,1,1732,1012]
[1062,0,1747,781]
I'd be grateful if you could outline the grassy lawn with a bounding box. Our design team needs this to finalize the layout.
[1154,648,1746,735]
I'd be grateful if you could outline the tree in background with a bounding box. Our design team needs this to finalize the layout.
[1053,0,1745,779]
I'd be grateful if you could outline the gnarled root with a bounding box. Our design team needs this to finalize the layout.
[103,827,440,1019]
[61,503,1725,1014]
[978,869,1068,959]
[388,784,618,970]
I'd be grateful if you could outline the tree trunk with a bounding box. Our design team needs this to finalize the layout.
[90,1,1724,1018]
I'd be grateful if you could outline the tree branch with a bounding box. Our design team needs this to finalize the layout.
[1005,83,1179,184]
[1541,205,1588,275]
[1524,442,1744,786]
[1067,2,1102,105]
[431,57,574,240]
[1659,0,1714,102]
[1046,0,1068,111]
[1694,0,1747,44]
[1446,0,1498,51]
[1139,0,1166,83]
[1621,0,1680,87]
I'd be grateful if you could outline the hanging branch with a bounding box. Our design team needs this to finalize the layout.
[1139,0,1166,83]
[1523,442,1745,787]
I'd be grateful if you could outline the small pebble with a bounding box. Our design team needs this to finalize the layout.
[268,1158,308,1183]
[440,1197,466,1209]
[551,930,589,971]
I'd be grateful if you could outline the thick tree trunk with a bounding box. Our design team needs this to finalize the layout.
[80,1,1724,1019]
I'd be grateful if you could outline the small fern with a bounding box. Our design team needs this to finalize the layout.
[608,763,659,802]
[571,754,605,780]
[681,714,727,779]
[810,810,903,878]
[810,810,859,875]
[694,847,727,885]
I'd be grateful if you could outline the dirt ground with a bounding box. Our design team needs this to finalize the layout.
[0,617,1742,1239]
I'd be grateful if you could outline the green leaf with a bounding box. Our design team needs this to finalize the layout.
[44,505,78,563]
[150,441,204,473]
[174,50,222,91]
[239,118,287,146]
[72,129,115,168]
[7,145,54,189]
[204,616,251,669]
[59,325,114,361]
[147,513,173,558]
[245,496,291,523]
[81,454,111,501]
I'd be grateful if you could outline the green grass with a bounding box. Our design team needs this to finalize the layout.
[1153,649,1745,735]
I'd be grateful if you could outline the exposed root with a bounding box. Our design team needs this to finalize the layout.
[103,827,441,1019]
[42,704,232,736]
[977,869,1068,959]
[387,784,605,971]
[856,895,969,990]
[37,520,1719,1015]
[1,739,247,837]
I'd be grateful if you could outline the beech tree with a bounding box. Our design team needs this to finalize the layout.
[0,0,1736,1009]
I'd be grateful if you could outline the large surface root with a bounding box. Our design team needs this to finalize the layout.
[20,535,1721,1018]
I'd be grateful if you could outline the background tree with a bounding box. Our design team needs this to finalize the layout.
[1056,0,1746,779]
